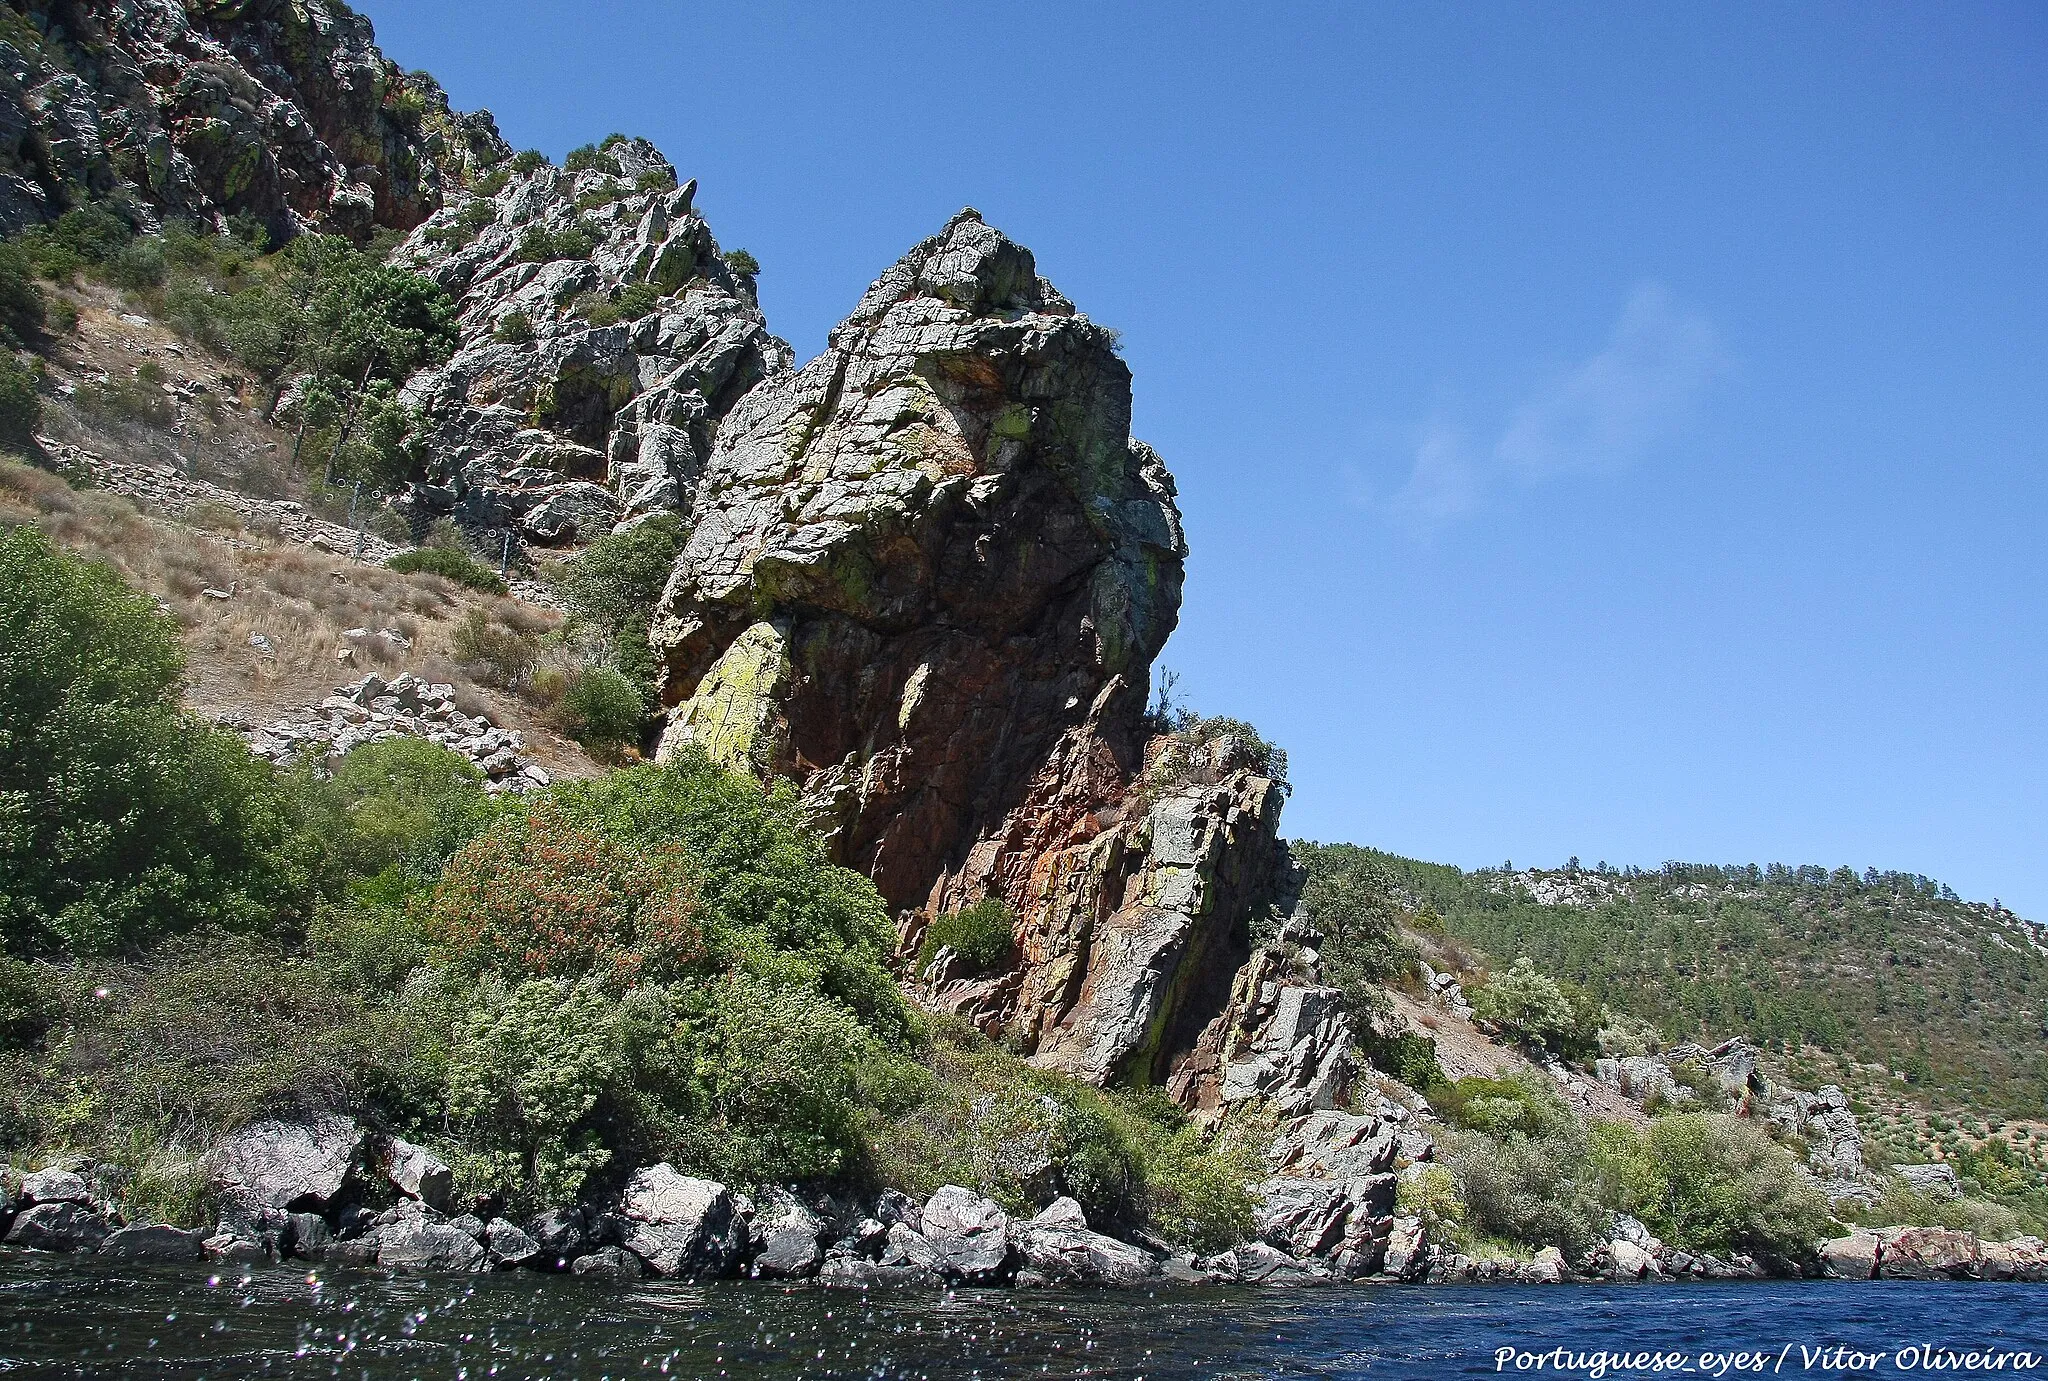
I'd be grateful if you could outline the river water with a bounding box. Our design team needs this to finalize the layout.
[1,1257,2043,1379]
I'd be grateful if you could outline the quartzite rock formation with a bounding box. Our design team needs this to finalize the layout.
[647,209,1346,1106]
[392,138,789,544]
[0,0,463,238]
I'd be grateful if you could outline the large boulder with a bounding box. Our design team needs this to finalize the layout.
[377,1219,487,1272]
[918,1186,1012,1283]
[207,1115,361,1213]
[485,1218,540,1269]
[1011,1197,1158,1287]
[18,1167,92,1207]
[617,1164,745,1278]
[525,1207,589,1268]
[5,1201,112,1253]
[747,1192,825,1280]
[1820,1229,1882,1280]
[1878,1227,1983,1281]
[375,1136,454,1211]
[99,1224,207,1262]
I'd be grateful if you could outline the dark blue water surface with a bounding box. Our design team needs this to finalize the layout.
[1,1256,2043,1380]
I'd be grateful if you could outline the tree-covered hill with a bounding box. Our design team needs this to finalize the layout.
[1342,850,2048,1117]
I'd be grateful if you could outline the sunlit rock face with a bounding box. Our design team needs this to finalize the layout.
[653,209,1186,916]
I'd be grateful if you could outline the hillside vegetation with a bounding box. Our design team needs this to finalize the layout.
[1338,848,2048,1117]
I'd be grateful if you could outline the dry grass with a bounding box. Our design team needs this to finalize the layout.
[0,456,603,779]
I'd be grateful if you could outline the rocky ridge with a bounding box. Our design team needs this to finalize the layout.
[0,0,460,240]
[389,138,789,547]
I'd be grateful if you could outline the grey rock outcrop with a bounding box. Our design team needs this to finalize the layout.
[207,1115,360,1213]
[525,1207,589,1267]
[1894,1163,1962,1202]
[571,1244,645,1281]
[746,1191,825,1280]
[0,0,457,239]
[392,141,787,542]
[18,1167,91,1207]
[377,1217,486,1272]
[375,1134,454,1210]
[485,1218,540,1269]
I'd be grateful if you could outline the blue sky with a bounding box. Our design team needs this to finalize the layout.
[358,2,2047,916]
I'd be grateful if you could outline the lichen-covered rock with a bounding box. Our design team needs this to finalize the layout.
[653,210,1183,916]
[392,144,787,542]
[1266,1111,1397,1181]
[1893,1163,1962,1202]
[374,1135,454,1210]
[376,1219,486,1272]
[207,1115,361,1213]
[0,0,459,238]
[918,1185,1012,1283]
[1168,949,1354,1119]
[18,1167,91,1207]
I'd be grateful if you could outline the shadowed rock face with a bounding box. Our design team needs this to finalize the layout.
[0,0,455,239]
[653,209,1186,914]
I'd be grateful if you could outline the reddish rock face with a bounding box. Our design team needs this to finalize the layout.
[653,210,1186,915]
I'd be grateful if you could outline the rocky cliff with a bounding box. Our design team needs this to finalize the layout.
[647,210,1345,1104]
[391,139,788,545]
[0,0,460,239]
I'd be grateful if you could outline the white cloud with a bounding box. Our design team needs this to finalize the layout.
[1370,283,1727,530]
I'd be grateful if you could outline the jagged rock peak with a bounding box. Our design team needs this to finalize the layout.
[841,207,1074,327]
[0,0,463,239]
[653,211,1185,913]
[390,143,790,543]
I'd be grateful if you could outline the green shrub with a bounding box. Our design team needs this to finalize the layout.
[549,512,686,701]
[0,529,328,956]
[1469,957,1601,1059]
[0,350,40,445]
[1589,1113,1831,1258]
[1292,841,1414,1009]
[512,150,548,174]
[916,898,1017,976]
[493,309,535,344]
[563,144,623,176]
[635,168,677,193]
[321,738,494,889]
[451,608,538,687]
[1397,1162,1468,1245]
[1438,1073,1578,1140]
[581,281,662,326]
[516,222,600,264]
[386,544,508,593]
[559,666,645,753]
[1445,1120,1609,1258]
[18,205,136,280]
[444,975,622,1209]
[471,168,511,199]
[723,248,759,277]
[549,755,908,1040]
[0,240,46,344]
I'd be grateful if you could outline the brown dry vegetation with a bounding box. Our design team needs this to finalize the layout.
[0,456,602,780]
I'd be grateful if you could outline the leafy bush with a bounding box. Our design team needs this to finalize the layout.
[0,528,326,956]
[581,281,662,326]
[1445,1119,1609,1259]
[0,240,46,345]
[386,543,508,594]
[558,666,645,753]
[429,800,704,988]
[563,144,623,176]
[636,168,677,193]
[1437,1072,1578,1140]
[1397,1162,1467,1243]
[0,350,39,445]
[1589,1113,1830,1258]
[549,512,687,701]
[1469,957,1601,1059]
[917,899,1017,976]
[494,309,535,343]
[17,205,137,281]
[512,149,548,174]
[445,975,622,1209]
[723,248,760,278]
[1292,841,1415,1011]
[516,222,600,264]
[320,738,494,891]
